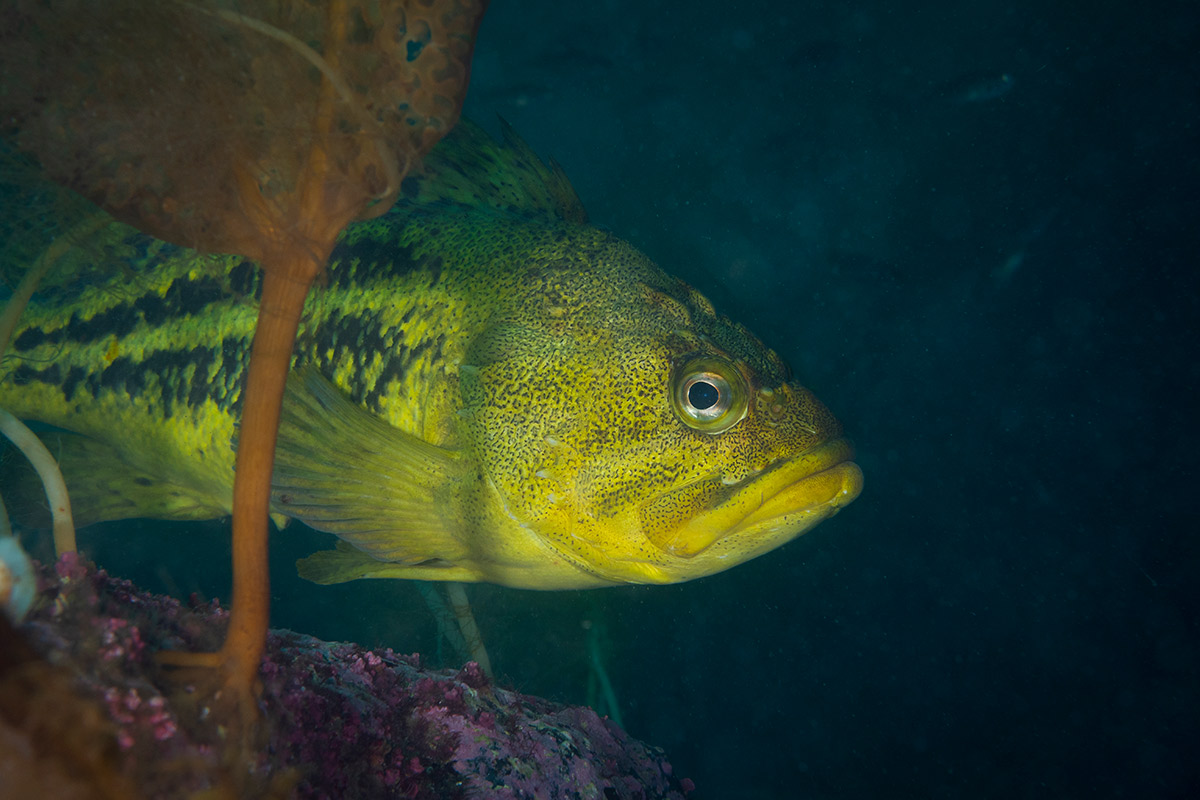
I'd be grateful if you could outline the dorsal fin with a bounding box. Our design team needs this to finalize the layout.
[398,117,588,224]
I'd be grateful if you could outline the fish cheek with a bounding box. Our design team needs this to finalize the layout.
[638,477,726,556]
[457,324,580,520]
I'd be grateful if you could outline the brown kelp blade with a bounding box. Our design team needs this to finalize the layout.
[0,0,488,723]
[1,0,487,262]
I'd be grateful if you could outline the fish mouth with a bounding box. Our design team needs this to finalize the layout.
[651,438,863,559]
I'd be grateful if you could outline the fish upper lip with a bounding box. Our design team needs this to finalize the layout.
[660,437,861,557]
[731,454,863,535]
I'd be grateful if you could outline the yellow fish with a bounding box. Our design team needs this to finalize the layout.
[0,121,862,590]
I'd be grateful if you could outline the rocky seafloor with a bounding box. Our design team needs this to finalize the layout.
[0,554,693,799]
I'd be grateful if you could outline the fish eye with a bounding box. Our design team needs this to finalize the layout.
[688,379,721,411]
[671,356,749,434]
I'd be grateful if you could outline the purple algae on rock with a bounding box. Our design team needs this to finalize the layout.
[12,555,693,799]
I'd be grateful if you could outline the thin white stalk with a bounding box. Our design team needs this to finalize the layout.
[445,582,493,679]
[0,407,75,554]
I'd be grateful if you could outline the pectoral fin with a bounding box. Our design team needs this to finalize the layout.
[274,367,470,577]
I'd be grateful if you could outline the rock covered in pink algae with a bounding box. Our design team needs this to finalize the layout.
[17,555,693,799]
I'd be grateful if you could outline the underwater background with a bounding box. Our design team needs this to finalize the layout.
[42,0,1198,797]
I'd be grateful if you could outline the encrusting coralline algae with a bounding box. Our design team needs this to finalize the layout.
[1,553,694,798]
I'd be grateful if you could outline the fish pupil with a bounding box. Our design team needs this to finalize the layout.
[688,380,720,410]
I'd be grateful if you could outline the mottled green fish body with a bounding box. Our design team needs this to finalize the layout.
[1,122,862,590]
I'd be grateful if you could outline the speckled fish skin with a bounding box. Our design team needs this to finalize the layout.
[0,122,862,590]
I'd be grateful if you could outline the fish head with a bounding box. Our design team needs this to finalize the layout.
[456,234,862,588]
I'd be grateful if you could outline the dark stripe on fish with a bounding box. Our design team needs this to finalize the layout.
[8,362,59,387]
[7,340,248,416]
[135,275,228,325]
[299,308,397,410]
[326,236,443,290]
[228,259,260,299]
[13,274,232,351]
[294,307,447,414]
[363,332,445,412]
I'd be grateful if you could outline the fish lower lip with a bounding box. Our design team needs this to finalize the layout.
[661,437,862,557]
[733,459,864,534]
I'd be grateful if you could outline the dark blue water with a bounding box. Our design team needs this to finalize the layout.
[453,2,1200,797]
[51,1,1199,797]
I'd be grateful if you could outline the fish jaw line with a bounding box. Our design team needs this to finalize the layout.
[660,438,862,558]
[729,459,862,539]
